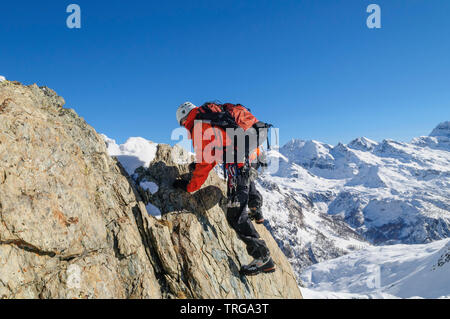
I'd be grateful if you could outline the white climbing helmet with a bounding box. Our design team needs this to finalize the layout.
[176,102,197,125]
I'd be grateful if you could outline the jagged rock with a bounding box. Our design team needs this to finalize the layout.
[0,80,302,299]
[0,81,161,299]
[134,144,302,298]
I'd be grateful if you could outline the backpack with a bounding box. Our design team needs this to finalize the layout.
[196,102,272,166]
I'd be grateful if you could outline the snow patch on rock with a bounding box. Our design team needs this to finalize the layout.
[140,181,159,194]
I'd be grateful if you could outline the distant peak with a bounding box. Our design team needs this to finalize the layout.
[0,75,6,82]
[285,138,306,146]
[430,122,450,138]
[348,137,378,151]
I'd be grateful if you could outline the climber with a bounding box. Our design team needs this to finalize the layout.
[173,101,275,276]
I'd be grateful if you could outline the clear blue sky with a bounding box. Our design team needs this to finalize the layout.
[1,0,449,146]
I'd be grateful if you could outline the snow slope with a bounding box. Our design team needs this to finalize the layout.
[300,238,450,299]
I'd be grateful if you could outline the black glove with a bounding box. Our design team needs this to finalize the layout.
[173,179,189,192]
[188,162,196,172]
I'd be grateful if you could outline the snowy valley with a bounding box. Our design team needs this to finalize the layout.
[300,238,450,299]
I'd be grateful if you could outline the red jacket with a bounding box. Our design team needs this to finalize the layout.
[183,107,261,193]
[183,108,232,193]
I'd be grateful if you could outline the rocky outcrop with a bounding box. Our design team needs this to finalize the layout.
[0,80,302,299]
[132,144,302,298]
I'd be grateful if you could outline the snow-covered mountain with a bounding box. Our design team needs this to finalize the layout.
[253,122,450,297]
[102,135,158,175]
[265,122,450,244]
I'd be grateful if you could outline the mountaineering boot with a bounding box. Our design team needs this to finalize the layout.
[240,256,276,276]
[248,208,265,224]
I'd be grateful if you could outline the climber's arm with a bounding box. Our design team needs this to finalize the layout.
[184,121,221,193]
[186,162,216,193]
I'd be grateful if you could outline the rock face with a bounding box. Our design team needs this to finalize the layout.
[0,80,302,299]
[132,145,302,298]
[0,81,162,298]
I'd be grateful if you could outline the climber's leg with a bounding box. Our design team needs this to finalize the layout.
[226,173,270,259]
[248,181,265,224]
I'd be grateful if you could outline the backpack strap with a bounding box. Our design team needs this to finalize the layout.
[196,104,239,129]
